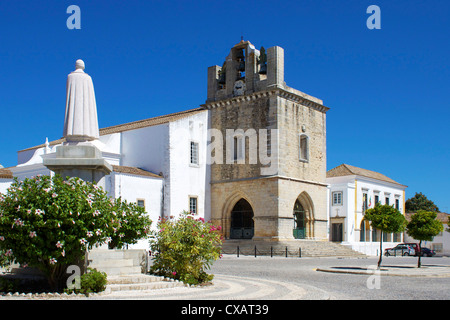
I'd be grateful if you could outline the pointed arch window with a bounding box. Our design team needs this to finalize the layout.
[299,134,309,162]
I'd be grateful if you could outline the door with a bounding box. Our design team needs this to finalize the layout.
[331,223,343,242]
[230,199,254,239]
[293,200,306,239]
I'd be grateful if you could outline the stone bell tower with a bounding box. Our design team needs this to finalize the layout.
[204,40,329,242]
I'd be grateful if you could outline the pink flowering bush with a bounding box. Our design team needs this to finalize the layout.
[0,175,151,291]
[149,211,223,285]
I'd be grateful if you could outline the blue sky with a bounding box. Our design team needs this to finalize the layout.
[0,0,449,212]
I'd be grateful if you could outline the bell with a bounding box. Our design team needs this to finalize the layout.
[218,71,226,84]
[236,48,245,60]
[238,60,245,72]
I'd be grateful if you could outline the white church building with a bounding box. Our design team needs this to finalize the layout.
[0,41,409,255]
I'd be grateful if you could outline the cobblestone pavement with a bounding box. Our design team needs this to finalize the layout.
[90,274,330,300]
[2,255,449,300]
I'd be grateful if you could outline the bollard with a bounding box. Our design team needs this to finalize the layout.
[254,245,257,258]
[285,246,288,258]
[299,247,301,258]
[237,246,240,258]
[271,246,273,258]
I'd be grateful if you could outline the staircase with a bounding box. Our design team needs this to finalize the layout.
[221,239,367,258]
[106,274,186,293]
[87,249,185,293]
[88,249,146,275]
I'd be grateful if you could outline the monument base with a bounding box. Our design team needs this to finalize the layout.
[43,144,112,184]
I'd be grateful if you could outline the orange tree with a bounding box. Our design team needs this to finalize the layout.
[364,203,407,269]
[406,210,443,268]
[149,211,223,285]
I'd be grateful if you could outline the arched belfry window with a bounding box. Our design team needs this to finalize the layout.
[299,134,309,162]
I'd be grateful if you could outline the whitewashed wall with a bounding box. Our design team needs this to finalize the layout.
[0,179,12,194]
[327,175,407,256]
[105,171,164,249]
[167,111,210,221]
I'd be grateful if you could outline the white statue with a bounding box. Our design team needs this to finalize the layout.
[63,59,99,142]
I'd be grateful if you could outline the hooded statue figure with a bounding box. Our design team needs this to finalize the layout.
[63,59,100,142]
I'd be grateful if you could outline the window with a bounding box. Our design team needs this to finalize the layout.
[233,136,244,161]
[137,199,145,208]
[385,197,390,205]
[362,193,368,213]
[332,191,343,206]
[374,195,379,205]
[189,197,198,214]
[299,134,309,162]
[395,199,400,210]
[190,141,199,165]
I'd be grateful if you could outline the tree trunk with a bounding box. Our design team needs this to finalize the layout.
[377,230,383,269]
[417,240,422,268]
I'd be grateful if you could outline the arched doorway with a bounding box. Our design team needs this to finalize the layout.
[293,200,306,239]
[230,199,254,239]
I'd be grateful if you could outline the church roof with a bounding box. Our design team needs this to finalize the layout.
[327,164,406,187]
[19,107,207,152]
[0,167,13,179]
[112,165,162,179]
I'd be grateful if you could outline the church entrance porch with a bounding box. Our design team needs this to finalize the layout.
[230,199,254,239]
[293,200,306,239]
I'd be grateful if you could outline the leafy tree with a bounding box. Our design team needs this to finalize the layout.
[149,211,223,285]
[406,210,443,268]
[0,175,151,291]
[364,204,407,268]
[405,192,439,213]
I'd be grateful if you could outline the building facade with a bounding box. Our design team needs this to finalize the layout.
[204,40,329,241]
[326,164,408,255]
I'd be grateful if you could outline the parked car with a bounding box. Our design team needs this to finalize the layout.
[420,247,436,257]
[403,243,420,256]
[384,244,415,256]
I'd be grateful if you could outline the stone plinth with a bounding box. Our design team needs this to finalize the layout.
[43,144,112,183]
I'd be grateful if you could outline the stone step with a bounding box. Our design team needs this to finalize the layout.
[89,259,134,268]
[92,266,142,276]
[220,240,367,258]
[107,281,184,292]
[87,249,148,276]
[106,274,185,292]
[107,274,163,284]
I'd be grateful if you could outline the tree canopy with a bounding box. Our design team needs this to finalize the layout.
[406,210,443,268]
[405,192,439,213]
[364,204,407,268]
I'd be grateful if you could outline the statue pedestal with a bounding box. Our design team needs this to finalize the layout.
[43,144,112,184]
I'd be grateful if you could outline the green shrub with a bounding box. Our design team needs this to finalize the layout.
[65,268,107,295]
[149,211,223,285]
[0,175,151,291]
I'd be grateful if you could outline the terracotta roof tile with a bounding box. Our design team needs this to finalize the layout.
[112,165,162,179]
[0,168,13,179]
[327,164,406,187]
[405,212,449,223]
[19,107,207,152]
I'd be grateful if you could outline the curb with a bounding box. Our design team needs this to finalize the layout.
[315,266,450,278]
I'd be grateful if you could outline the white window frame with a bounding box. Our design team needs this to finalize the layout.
[189,196,198,215]
[332,191,343,206]
[299,134,309,162]
[190,141,199,166]
[136,198,145,209]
